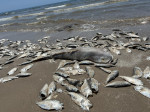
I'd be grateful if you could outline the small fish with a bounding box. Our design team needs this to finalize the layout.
[95,63,115,68]
[53,75,65,85]
[134,86,150,98]
[40,83,49,100]
[132,67,143,78]
[55,72,70,78]
[16,73,32,77]
[18,61,32,66]
[99,67,111,74]
[81,79,92,97]
[109,47,121,55]
[65,69,86,75]
[36,100,63,111]
[119,76,143,86]
[126,48,132,53]
[143,66,150,79]
[0,76,18,83]
[8,67,18,75]
[73,61,80,69]
[8,55,17,60]
[68,92,92,111]
[45,92,56,100]
[20,64,33,73]
[48,81,56,95]
[57,60,67,70]
[18,52,30,59]
[88,78,99,93]
[2,60,14,66]
[67,78,80,86]
[106,70,119,83]
[79,60,94,65]
[56,88,63,93]
[85,66,95,78]
[59,67,73,71]
[64,83,79,92]
[105,81,131,88]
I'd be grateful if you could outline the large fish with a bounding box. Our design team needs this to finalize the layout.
[52,47,113,63]
[134,86,150,98]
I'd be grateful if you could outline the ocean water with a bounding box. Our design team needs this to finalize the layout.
[0,0,150,32]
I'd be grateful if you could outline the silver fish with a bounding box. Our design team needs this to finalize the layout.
[0,76,18,83]
[81,79,92,97]
[53,75,65,85]
[68,92,92,111]
[55,72,70,78]
[48,81,56,95]
[88,78,99,93]
[106,70,119,83]
[105,81,131,88]
[36,100,63,111]
[79,60,94,65]
[143,66,150,79]
[40,83,48,100]
[64,83,79,92]
[67,78,80,86]
[132,67,143,78]
[57,60,67,70]
[16,73,32,77]
[20,64,33,73]
[134,86,150,98]
[59,67,73,71]
[95,63,115,68]
[73,61,80,69]
[119,76,143,86]
[8,67,18,75]
[85,66,95,78]
[99,67,111,74]
[65,69,86,75]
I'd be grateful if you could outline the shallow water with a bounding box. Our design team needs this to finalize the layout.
[0,0,150,32]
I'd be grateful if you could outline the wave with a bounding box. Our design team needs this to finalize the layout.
[53,0,128,14]
[0,17,15,22]
[45,5,66,10]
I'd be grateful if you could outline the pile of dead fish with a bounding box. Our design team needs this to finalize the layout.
[0,29,150,111]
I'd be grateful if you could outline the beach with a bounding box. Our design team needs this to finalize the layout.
[0,0,150,112]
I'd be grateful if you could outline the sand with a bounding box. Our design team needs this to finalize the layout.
[0,28,150,112]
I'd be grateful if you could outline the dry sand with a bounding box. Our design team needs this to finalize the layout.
[0,29,150,112]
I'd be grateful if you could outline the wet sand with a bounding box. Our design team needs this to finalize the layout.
[0,26,150,112]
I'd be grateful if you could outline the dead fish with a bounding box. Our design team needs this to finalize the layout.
[48,81,56,95]
[18,52,30,59]
[59,67,73,71]
[53,75,65,85]
[143,66,150,79]
[8,55,17,60]
[88,78,99,93]
[55,72,70,78]
[126,33,140,38]
[67,78,80,86]
[40,83,48,100]
[95,63,115,68]
[106,70,119,83]
[20,64,33,73]
[79,60,94,65]
[2,60,14,66]
[119,76,143,86]
[85,66,95,78]
[73,61,80,69]
[65,69,86,75]
[99,67,111,74]
[57,60,67,70]
[8,67,18,75]
[36,100,63,111]
[45,92,56,100]
[109,47,121,55]
[105,81,131,88]
[64,83,79,92]
[132,67,143,78]
[18,60,32,66]
[134,86,150,98]
[81,79,92,97]
[56,88,63,93]
[0,76,18,83]
[53,47,113,63]
[68,92,92,111]
[16,73,32,77]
